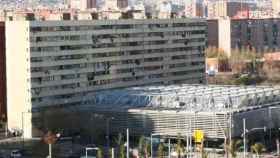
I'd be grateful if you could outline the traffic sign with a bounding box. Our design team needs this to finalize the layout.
[194,130,204,143]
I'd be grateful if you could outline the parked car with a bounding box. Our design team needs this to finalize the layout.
[10,150,22,158]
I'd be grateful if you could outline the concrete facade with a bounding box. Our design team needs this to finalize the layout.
[6,19,206,138]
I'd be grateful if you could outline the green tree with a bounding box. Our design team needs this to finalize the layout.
[144,142,151,158]
[206,46,228,60]
[114,133,125,158]
[119,143,126,158]
[202,149,209,158]
[226,139,242,158]
[137,135,150,158]
[138,135,146,158]
[115,133,123,146]
[109,148,113,158]
[251,143,265,158]
[230,47,262,74]
[157,143,164,158]
[97,147,103,158]
[176,133,185,158]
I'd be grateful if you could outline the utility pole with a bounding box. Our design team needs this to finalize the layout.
[243,118,246,158]
[106,119,110,156]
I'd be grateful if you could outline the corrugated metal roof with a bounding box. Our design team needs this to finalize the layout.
[91,84,280,112]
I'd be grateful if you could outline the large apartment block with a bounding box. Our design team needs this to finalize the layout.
[6,19,206,137]
[207,18,280,56]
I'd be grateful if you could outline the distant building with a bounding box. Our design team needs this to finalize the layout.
[227,2,250,18]
[184,0,205,17]
[99,10,122,19]
[157,1,172,19]
[207,1,251,18]
[70,0,96,10]
[101,0,119,11]
[207,0,227,18]
[6,18,206,138]
[85,0,97,9]
[70,0,81,9]
[117,0,128,9]
[233,9,273,19]
[207,18,280,56]
[5,11,35,21]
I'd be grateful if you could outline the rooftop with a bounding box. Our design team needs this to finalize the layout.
[91,84,280,112]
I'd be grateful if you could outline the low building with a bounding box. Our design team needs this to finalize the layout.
[6,18,206,138]
[31,84,280,141]
[87,84,280,139]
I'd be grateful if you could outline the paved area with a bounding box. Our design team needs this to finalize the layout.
[0,136,278,158]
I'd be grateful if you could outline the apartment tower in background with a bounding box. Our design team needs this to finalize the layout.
[207,18,280,56]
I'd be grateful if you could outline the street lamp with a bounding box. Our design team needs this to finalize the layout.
[85,147,99,158]
[43,131,61,158]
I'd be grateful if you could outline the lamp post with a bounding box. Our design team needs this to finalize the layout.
[92,113,114,157]
[126,128,129,158]
[106,117,115,158]
[242,118,266,158]
[85,147,99,158]
[243,118,246,158]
